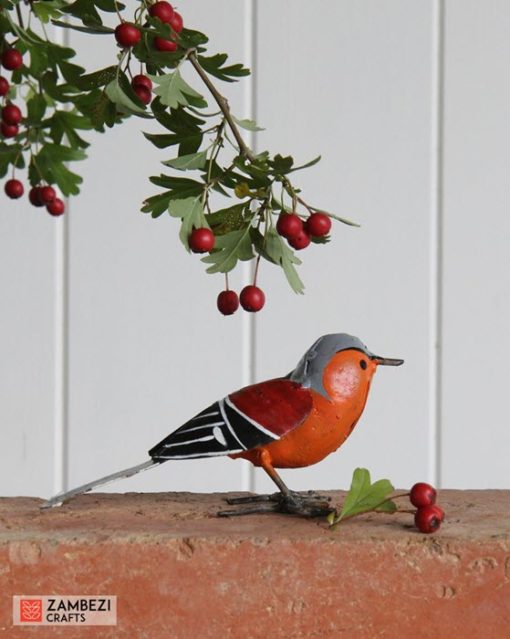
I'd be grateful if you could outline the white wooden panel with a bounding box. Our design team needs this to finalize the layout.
[65,1,248,495]
[441,0,510,488]
[0,197,55,496]
[253,0,436,493]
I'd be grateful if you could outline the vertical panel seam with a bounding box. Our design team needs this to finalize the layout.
[52,23,70,494]
[241,0,257,492]
[430,0,445,488]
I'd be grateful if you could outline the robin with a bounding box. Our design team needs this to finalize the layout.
[42,333,403,517]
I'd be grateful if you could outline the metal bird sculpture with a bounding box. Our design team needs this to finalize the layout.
[42,334,403,517]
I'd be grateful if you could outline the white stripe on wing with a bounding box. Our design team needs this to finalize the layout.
[163,435,215,448]
[156,449,243,459]
[192,411,220,420]
[218,399,247,450]
[224,396,280,440]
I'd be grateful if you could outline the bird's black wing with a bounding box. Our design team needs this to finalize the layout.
[148,397,280,461]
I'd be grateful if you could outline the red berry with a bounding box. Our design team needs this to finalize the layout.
[4,178,24,199]
[414,504,444,534]
[276,213,303,239]
[1,104,22,126]
[132,74,153,91]
[305,212,332,237]
[410,482,437,508]
[148,1,174,23]
[1,122,18,138]
[40,185,56,204]
[217,290,239,316]
[47,198,65,216]
[154,37,177,52]
[29,186,45,207]
[189,228,215,253]
[288,230,311,250]
[1,48,23,71]
[169,11,183,32]
[240,285,265,312]
[0,76,9,97]
[133,84,152,105]
[115,23,141,48]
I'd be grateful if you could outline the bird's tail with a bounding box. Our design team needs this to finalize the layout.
[40,459,159,509]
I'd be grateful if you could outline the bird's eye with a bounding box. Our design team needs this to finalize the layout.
[360,360,367,370]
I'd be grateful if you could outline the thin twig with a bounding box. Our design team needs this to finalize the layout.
[187,51,255,162]
[16,4,24,30]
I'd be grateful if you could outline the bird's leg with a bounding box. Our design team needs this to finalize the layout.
[218,451,333,518]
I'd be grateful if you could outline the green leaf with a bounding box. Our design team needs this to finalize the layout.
[39,143,87,163]
[75,66,117,91]
[270,154,294,175]
[76,89,117,129]
[232,115,264,132]
[287,155,321,173]
[197,53,250,82]
[150,70,207,110]
[260,229,304,294]
[141,191,172,218]
[168,196,208,250]
[324,210,361,228]
[33,1,67,24]
[177,28,209,48]
[105,75,148,116]
[34,144,86,196]
[163,151,207,170]
[375,500,397,514]
[207,203,246,234]
[337,468,395,522]
[26,94,47,123]
[52,19,114,35]
[149,175,203,199]
[0,143,24,178]
[49,111,92,148]
[201,225,254,273]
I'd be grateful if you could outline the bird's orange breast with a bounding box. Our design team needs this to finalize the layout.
[236,352,376,469]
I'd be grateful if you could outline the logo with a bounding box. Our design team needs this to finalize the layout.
[19,599,42,623]
[13,596,117,626]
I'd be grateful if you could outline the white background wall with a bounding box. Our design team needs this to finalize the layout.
[1,0,508,499]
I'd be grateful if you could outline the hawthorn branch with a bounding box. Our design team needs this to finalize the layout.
[187,51,255,162]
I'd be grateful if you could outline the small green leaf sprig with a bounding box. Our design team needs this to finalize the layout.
[328,468,399,530]
[1,0,359,309]
[327,467,447,535]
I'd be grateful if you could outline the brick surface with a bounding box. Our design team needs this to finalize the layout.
[0,490,509,638]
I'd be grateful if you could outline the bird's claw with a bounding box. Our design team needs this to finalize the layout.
[218,491,333,518]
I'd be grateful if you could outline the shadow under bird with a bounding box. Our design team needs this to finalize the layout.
[42,333,403,517]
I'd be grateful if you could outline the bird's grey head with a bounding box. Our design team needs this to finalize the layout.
[289,333,374,399]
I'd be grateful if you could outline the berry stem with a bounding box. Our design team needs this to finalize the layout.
[187,51,255,162]
[253,255,261,286]
[114,0,124,23]
[225,273,230,291]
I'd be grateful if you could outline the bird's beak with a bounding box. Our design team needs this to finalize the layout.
[371,355,404,366]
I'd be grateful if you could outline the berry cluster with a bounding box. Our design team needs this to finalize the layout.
[187,226,266,315]
[114,2,184,106]
[276,211,332,251]
[1,47,23,139]
[114,1,183,54]
[187,210,333,316]
[2,0,352,308]
[1,46,65,216]
[409,482,445,534]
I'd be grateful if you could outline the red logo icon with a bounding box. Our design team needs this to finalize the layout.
[20,599,43,623]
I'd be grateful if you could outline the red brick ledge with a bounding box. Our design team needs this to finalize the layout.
[1,490,509,638]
